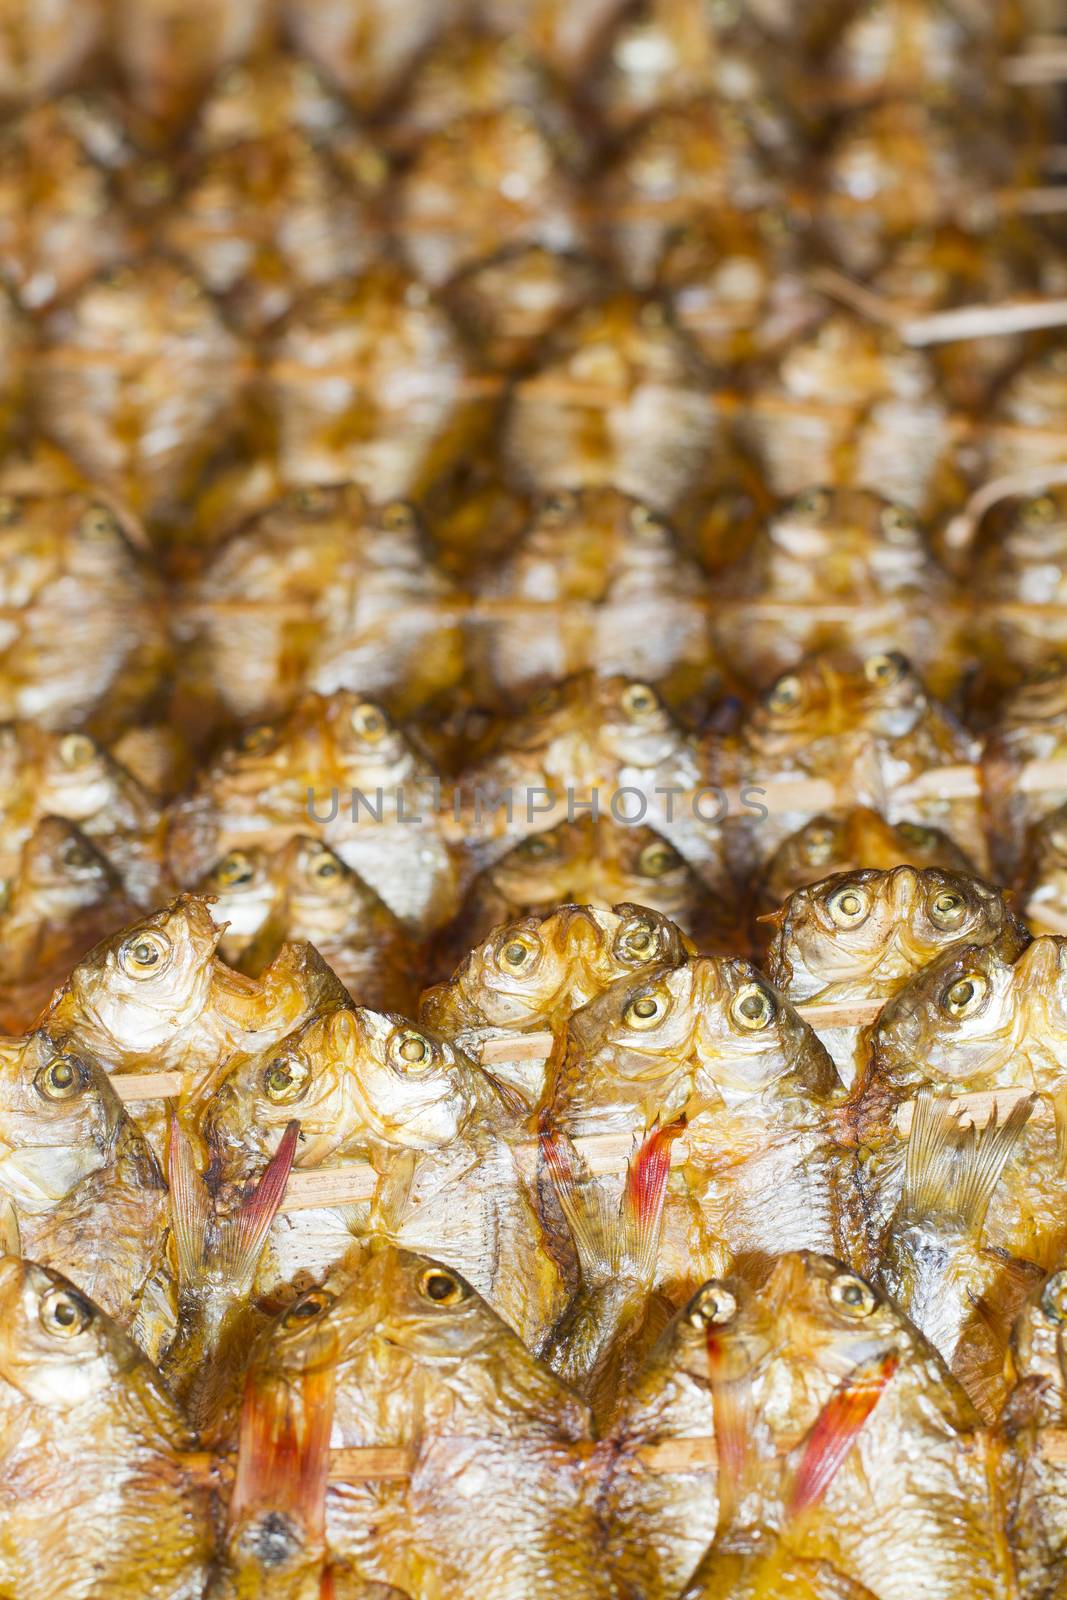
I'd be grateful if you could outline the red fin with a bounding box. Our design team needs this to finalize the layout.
[788,1350,899,1517]
[705,1326,753,1529]
[221,1120,300,1294]
[167,1111,211,1284]
[620,1118,685,1279]
[229,1362,336,1551]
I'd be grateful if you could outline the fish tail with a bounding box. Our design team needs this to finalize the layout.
[228,1362,336,1554]
[953,1097,1034,1236]
[787,1349,900,1517]
[219,1120,301,1296]
[618,1118,685,1280]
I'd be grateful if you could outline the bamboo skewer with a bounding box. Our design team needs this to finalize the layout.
[811,268,1067,345]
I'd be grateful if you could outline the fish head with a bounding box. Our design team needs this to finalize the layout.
[592,674,693,771]
[325,691,420,790]
[422,908,599,1031]
[872,939,1020,1088]
[484,821,592,908]
[779,311,935,407]
[36,729,132,824]
[0,1031,129,1201]
[770,866,1017,997]
[280,835,393,936]
[993,489,1067,574]
[198,846,277,945]
[66,894,223,1045]
[768,487,926,580]
[0,1256,141,1409]
[686,958,839,1097]
[13,816,120,912]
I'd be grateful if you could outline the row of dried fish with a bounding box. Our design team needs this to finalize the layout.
[9,864,1067,1596]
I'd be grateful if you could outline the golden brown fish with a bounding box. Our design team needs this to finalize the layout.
[166,691,460,934]
[677,1252,1016,1600]
[972,491,1067,688]
[34,258,248,526]
[439,817,735,966]
[283,0,465,116]
[758,807,975,917]
[190,50,354,151]
[1023,801,1067,938]
[0,1255,213,1600]
[983,660,1067,884]
[502,293,721,514]
[223,1246,608,1600]
[162,126,384,335]
[112,0,274,133]
[41,892,350,1152]
[544,958,848,1290]
[0,816,138,1032]
[470,488,715,706]
[0,491,167,737]
[395,106,585,289]
[390,26,579,150]
[723,650,985,869]
[443,242,605,373]
[740,310,954,516]
[0,722,166,904]
[453,673,731,897]
[0,0,106,106]
[715,488,950,691]
[0,1029,168,1351]
[987,344,1067,481]
[766,864,1025,1084]
[859,937,1067,1284]
[264,263,484,504]
[203,1007,559,1343]
[184,486,463,725]
[421,901,695,1100]
[874,1090,1040,1420]
[1001,1265,1067,1600]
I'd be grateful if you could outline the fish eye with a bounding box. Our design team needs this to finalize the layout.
[803,824,836,864]
[58,733,95,769]
[60,838,94,868]
[389,1029,435,1071]
[828,1271,878,1319]
[34,1055,84,1102]
[263,1052,311,1104]
[294,487,329,514]
[629,504,666,537]
[281,1288,334,1329]
[897,822,934,848]
[637,841,676,877]
[418,1267,469,1306]
[39,1285,92,1339]
[790,488,830,518]
[239,724,275,754]
[687,1281,737,1328]
[518,832,555,858]
[623,988,669,1030]
[880,505,917,540]
[864,652,904,685]
[1023,495,1056,525]
[827,884,870,927]
[496,933,540,974]
[620,683,659,719]
[213,852,256,888]
[1041,1272,1067,1324]
[308,850,341,881]
[540,492,575,523]
[79,505,121,540]
[730,983,776,1030]
[929,889,966,930]
[617,916,660,961]
[350,702,388,742]
[943,973,988,1017]
[118,930,171,978]
[380,500,416,532]
[766,674,802,713]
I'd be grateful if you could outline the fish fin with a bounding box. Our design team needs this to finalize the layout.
[481,1068,533,1122]
[900,1090,960,1218]
[705,1322,755,1530]
[0,1200,19,1256]
[229,1361,336,1553]
[788,1350,899,1517]
[618,1118,685,1280]
[538,1120,614,1279]
[1053,1088,1067,1172]
[952,1096,1033,1236]
[220,1121,300,1296]
[167,1111,213,1285]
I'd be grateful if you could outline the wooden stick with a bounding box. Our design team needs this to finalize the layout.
[112,1072,184,1102]
[321,1438,716,1482]
[1025,901,1067,936]
[811,267,1067,345]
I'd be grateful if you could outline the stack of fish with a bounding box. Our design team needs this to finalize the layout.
[6,1,1067,1596]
